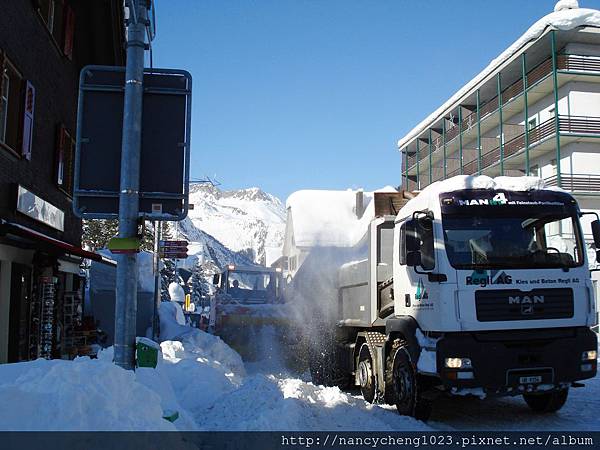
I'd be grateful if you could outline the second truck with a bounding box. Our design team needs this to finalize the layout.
[293,176,599,419]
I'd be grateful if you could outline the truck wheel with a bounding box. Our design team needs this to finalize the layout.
[357,344,376,403]
[386,340,432,421]
[523,389,568,413]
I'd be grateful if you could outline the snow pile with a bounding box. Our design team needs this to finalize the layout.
[195,374,431,431]
[415,329,439,375]
[159,339,245,418]
[168,282,185,303]
[397,4,600,149]
[286,186,397,248]
[158,301,244,377]
[157,299,246,417]
[0,358,174,431]
[555,0,579,12]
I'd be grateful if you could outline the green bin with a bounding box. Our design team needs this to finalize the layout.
[135,337,159,368]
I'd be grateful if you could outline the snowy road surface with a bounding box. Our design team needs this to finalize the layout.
[237,364,600,432]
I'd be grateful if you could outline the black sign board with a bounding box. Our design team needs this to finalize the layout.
[73,65,192,220]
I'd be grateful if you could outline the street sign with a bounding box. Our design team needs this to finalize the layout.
[73,65,192,221]
[158,239,188,259]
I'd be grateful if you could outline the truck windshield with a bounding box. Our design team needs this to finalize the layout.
[227,271,279,303]
[441,194,584,270]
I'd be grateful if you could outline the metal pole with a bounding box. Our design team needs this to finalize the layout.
[443,119,447,179]
[476,89,481,174]
[497,72,504,175]
[415,140,420,190]
[152,220,161,341]
[428,129,433,184]
[551,30,562,188]
[522,53,530,175]
[114,0,148,370]
[458,107,463,175]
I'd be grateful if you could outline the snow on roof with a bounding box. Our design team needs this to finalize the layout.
[265,246,283,266]
[286,187,396,248]
[397,175,563,219]
[397,3,600,150]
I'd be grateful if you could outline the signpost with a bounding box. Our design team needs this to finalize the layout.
[73,0,192,369]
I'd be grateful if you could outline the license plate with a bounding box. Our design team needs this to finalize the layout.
[519,375,542,384]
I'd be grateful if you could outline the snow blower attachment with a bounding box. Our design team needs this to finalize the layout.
[210,265,295,361]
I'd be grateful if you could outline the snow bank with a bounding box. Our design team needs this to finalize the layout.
[0,358,174,431]
[397,3,600,149]
[195,374,431,431]
[156,299,246,418]
[286,187,396,248]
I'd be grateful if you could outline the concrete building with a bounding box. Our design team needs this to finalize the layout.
[0,1,124,363]
[397,3,600,283]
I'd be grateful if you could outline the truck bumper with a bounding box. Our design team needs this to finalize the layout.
[434,327,597,396]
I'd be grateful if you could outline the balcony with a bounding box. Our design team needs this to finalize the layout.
[406,54,600,174]
[544,173,600,193]
[446,115,600,178]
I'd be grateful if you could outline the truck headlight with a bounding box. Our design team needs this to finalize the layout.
[445,357,472,369]
[582,350,597,361]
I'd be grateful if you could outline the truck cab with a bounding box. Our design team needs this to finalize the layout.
[213,264,284,304]
[385,185,599,416]
[210,264,286,359]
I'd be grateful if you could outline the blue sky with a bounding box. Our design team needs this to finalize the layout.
[152,0,594,201]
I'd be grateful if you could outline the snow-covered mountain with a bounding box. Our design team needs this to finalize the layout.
[177,184,286,271]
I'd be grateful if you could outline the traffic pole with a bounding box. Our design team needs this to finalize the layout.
[114,0,148,370]
[152,220,161,341]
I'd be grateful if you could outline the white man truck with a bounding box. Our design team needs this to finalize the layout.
[305,177,599,420]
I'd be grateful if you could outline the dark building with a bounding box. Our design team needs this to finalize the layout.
[0,0,124,363]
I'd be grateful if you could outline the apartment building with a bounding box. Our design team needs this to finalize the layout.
[398,4,600,271]
[0,0,124,363]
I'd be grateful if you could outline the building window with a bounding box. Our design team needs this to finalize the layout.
[0,55,26,155]
[37,1,76,59]
[56,125,75,195]
[550,159,557,175]
[548,107,555,118]
[528,117,537,130]
[530,164,540,177]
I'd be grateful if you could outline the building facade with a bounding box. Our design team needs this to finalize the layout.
[0,0,124,363]
[398,7,600,277]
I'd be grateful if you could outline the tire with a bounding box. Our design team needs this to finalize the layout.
[523,388,569,413]
[385,339,432,421]
[357,344,376,403]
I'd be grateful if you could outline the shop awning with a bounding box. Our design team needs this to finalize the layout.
[0,220,104,262]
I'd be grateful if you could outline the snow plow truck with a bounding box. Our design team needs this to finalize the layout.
[211,264,291,360]
[293,177,599,420]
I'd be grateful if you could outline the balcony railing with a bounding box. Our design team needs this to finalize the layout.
[545,173,600,192]
[447,55,600,148]
[406,54,600,172]
[447,115,600,177]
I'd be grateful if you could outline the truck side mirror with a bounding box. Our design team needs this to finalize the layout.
[592,220,600,248]
[212,274,220,285]
[406,251,422,267]
[405,219,421,252]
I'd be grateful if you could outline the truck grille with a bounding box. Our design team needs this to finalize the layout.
[475,288,574,322]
